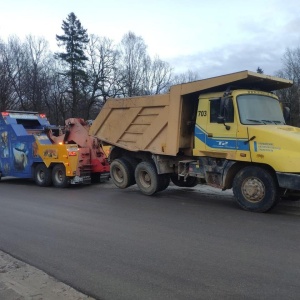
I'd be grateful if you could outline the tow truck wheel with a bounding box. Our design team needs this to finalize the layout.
[135,162,159,195]
[233,166,279,212]
[171,175,198,187]
[110,158,134,189]
[34,164,52,187]
[52,164,70,188]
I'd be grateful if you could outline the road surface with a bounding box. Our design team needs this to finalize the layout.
[0,178,300,300]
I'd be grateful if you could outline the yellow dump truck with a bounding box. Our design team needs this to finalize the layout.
[90,70,296,212]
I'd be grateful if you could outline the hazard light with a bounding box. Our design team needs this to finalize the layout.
[39,114,46,118]
[1,112,9,116]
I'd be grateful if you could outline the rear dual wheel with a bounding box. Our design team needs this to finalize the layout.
[34,163,71,188]
[134,162,159,195]
[134,162,170,195]
[52,164,70,188]
[110,158,135,189]
[34,164,52,187]
[111,159,170,195]
[122,156,138,186]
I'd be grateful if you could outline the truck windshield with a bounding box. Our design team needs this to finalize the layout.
[237,94,285,125]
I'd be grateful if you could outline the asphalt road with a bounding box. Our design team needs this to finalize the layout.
[0,178,300,300]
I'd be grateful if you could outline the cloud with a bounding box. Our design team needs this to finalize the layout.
[167,42,283,78]
[167,14,300,79]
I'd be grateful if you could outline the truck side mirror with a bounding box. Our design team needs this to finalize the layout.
[218,96,232,130]
[283,106,290,124]
[217,116,231,130]
[219,97,225,118]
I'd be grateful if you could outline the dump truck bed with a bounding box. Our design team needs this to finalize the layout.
[90,70,292,156]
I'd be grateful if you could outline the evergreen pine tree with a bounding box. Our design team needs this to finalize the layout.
[55,12,89,116]
[256,67,264,74]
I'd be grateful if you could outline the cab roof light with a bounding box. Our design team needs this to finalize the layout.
[39,114,46,118]
[1,112,9,116]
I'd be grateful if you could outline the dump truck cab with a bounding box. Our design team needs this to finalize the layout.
[194,89,285,159]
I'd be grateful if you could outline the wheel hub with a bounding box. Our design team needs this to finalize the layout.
[241,177,265,203]
[115,168,124,181]
[39,171,45,180]
[56,170,63,182]
[144,173,150,183]
[140,171,151,188]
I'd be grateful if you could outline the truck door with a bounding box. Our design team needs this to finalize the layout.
[205,97,237,153]
[194,97,238,154]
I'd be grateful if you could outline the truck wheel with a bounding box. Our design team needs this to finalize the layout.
[110,158,134,189]
[34,164,52,187]
[135,162,159,195]
[122,156,138,185]
[52,164,70,188]
[157,174,170,192]
[171,175,198,187]
[233,166,279,212]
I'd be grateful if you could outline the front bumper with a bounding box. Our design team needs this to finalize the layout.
[276,172,300,190]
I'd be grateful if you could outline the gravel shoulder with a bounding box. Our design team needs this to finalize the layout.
[0,251,93,300]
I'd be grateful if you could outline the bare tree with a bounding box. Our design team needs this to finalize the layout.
[0,28,202,123]
[0,35,65,123]
[23,35,55,112]
[1,36,28,110]
[119,31,149,97]
[118,31,173,97]
[275,47,300,126]
[0,36,51,111]
[143,55,172,95]
[0,39,14,111]
[84,35,122,118]
[171,70,200,85]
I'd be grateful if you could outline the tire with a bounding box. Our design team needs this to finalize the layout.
[171,175,198,187]
[52,164,70,188]
[34,164,52,187]
[122,156,138,185]
[135,162,159,195]
[232,166,279,212]
[110,158,135,189]
[157,174,170,192]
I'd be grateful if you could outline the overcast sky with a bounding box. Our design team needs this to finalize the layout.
[1,0,300,78]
